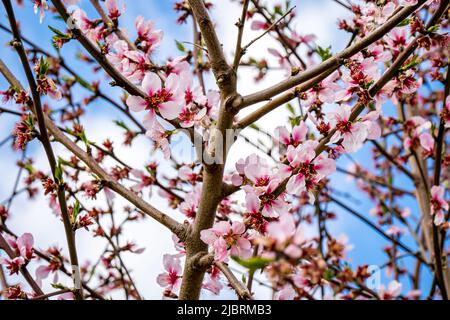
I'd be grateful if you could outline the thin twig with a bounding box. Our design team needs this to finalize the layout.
[0,232,44,296]
[241,6,296,57]
[31,289,71,300]
[232,0,251,70]
[214,261,252,300]
[329,195,429,265]
[2,0,83,299]
[0,59,186,241]
[238,1,427,108]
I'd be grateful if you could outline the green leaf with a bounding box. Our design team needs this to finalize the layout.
[48,26,71,40]
[25,113,34,128]
[323,269,334,281]
[232,256,273,272]
[57,157,72,167]
[39,56,50,77]
[72,200,80,223]
[316,46,333,62]
[51,283,66,290]
[426,25,439,33]
[430,122,437,132]
[49,25,65,37]
[274,6,283,16]
[400,55,419,71]
[61,75,93,91]
[11,85,21,93]
[289,115,302,127]
[90,173,101,181]
[54,164,63,184]
[77,130,90,146]
[74,76,94,91]
[285,1,292,11]
[175,40,187,53]
[286,103,296,116]
[114,120,130,131]
[388,175,393,185]
[397,18,410,27]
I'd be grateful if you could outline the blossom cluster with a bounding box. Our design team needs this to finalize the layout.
[0,0,448,301]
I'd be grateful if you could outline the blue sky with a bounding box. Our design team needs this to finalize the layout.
[0,0,433,299]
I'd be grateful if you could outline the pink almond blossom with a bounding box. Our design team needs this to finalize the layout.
[275,121,308,147]
[200,221,252,262]
[126,72,184,128]
[430,185,448,226]
[33,0,48,23]
[146,121,172,159]
[283,142,336,200]
[156,254,182,294]
[202,266,223,295]
[135,16,163,54]
[274,286,296,300]
[328,105,369,153]
[379,280,402,300]
[403,116,434,153]
[0,233,35,275]
[399,0,418,6]
[0,256,25,275]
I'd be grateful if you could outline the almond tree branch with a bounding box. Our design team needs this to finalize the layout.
[433,69,450,187]
[49,121,187,238]
[335,167,415,196]
[250,1,306,69]
[371,140,416,181]
[329,195,428,265]
[192,15,207,94]
[0,23,146,133]
[179,0,245,300]
[236,6,296,68]
[0,59,187,242]
[193,248,253,300]
[214,261,252,300]
[50,0,146,97]
[0,224,104,299]
[235,68,335,128]
[395,0,450,298]
[237,0,427,109]
[31,288,71,300]
[229,2,448,211]
[0,232,44,296]
[49,0,203,157]
[333,0,352,11]
[0,106,22,116]
[63,132,184,202]
[431,67,450,299]
[2,0,83,299]
[89,0,137,51]
[399,99,450,298]
[232,0,251,70]
[187,0,232,88]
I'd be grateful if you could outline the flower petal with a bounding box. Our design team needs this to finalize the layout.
[126,95,147,112]
[142,72,161,94]
[159,101,182,120]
